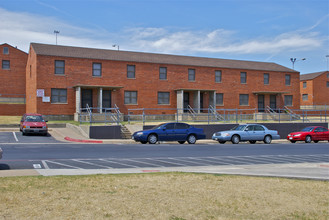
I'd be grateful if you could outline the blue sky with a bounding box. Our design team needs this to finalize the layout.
[1,0,328,74]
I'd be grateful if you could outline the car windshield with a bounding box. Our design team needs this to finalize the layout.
[231,125,247,131]
[25,116,44,122]
[301,127,314,132]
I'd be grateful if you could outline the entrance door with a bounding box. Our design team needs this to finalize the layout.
[258,95,265,112]
[102,90,111,112]
[200,92,204,112]
[270,95,276,110]
[81,89,93,110]
[183,92,189,112]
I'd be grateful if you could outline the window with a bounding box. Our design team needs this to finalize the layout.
[216,93,223,105]
[285,74,291,86]
[284,95,293,106]
[2,60,10,69]
[303,82,307,88]
[175,123,189,129]
[127,65,135,78]
[254,125,265,131]
[3,47,9,54]
[327,73,329,78]
[51,89,67,103]
[159,67,167,80]
[92,63,102,76]
[239,94,249,106]
[302,94,308,101]
[55,60,65,75]
[264,73,269,85]
[165,123,175,129]
[240,72,247,84]
[188,69,195,81]
[124,91,137,104]
[327,81,329,87]
[215,70,222,83]
[158,92,170,104]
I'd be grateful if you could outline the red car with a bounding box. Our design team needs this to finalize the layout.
[287,126,329,143]
[20,113,48,136]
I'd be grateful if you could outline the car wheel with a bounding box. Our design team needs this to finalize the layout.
[314,140,319,143]
[187,134,196,144]
[290,140,296,143]
[305,135,312,143]
[148,134,158,144]
[249,140,256,144]
[218,141,226,144]
[22,131,26,136]
[141,141,147,144]
[178,141,185,144]
[263,135,272,144]
[231,135,240,144]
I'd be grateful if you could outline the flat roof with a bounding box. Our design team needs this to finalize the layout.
[31,43,298,73]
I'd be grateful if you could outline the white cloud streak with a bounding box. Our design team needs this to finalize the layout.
[0,7,324,55]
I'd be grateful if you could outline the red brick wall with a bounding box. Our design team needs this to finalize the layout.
[28,53,300,115]
[0,104,25,116]
[313,72,329,105]
[0,44,27,115]
[25,45,38,113]
[300,71,329,106]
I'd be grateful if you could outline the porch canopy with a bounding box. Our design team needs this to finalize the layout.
[73,84,123,113]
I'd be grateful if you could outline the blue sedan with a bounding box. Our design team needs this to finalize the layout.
[212,124,280,144]
[132,122,206,144]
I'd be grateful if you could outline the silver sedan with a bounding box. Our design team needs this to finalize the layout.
[212,124,280,144]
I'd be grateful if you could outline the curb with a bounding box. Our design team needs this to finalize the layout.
[64,137,103,143]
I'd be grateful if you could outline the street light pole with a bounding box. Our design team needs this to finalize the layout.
[54,30,60,45]
[112,44,119,51]
[290,58,306,70]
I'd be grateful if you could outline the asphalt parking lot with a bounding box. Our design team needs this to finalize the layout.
[0,131,60,144]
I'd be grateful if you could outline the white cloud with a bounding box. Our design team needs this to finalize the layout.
[0,7,324,55]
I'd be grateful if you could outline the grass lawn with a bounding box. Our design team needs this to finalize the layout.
[0,173,328,219]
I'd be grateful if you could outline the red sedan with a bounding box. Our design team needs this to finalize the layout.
[287,126,329,143]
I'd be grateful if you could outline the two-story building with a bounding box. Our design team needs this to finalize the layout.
[25,43,300,120]
[0,43,27,115]
[300,71,329,109]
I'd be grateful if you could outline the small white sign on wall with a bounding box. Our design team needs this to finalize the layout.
[42,96,50,102]
[37,89,44,97]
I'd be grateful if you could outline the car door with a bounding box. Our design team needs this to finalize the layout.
[161,123,175,141]
[254,125,266,140]
[322,127,329,140]
[313,127,322,140]
[243,125,254,141]
[174,123,190,141]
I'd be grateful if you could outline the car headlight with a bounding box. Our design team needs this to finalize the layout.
[25,126,30,129]
[293,134,301,137]
[221,133,230,137]
[136,132,143,136]
[43,126,47,129]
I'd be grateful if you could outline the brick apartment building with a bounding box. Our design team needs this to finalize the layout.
[0,43,27,115]
[24,43,300,119]
[300,71,329,108]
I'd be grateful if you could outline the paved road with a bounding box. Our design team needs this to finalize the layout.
[0,132,328,172]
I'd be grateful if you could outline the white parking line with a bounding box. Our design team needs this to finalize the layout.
[100,159,140,168]
[122,158,165,167]
[42,160,50,169]
[72,159,113,169]
[44,160,82,169]
[12,132,18,142]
